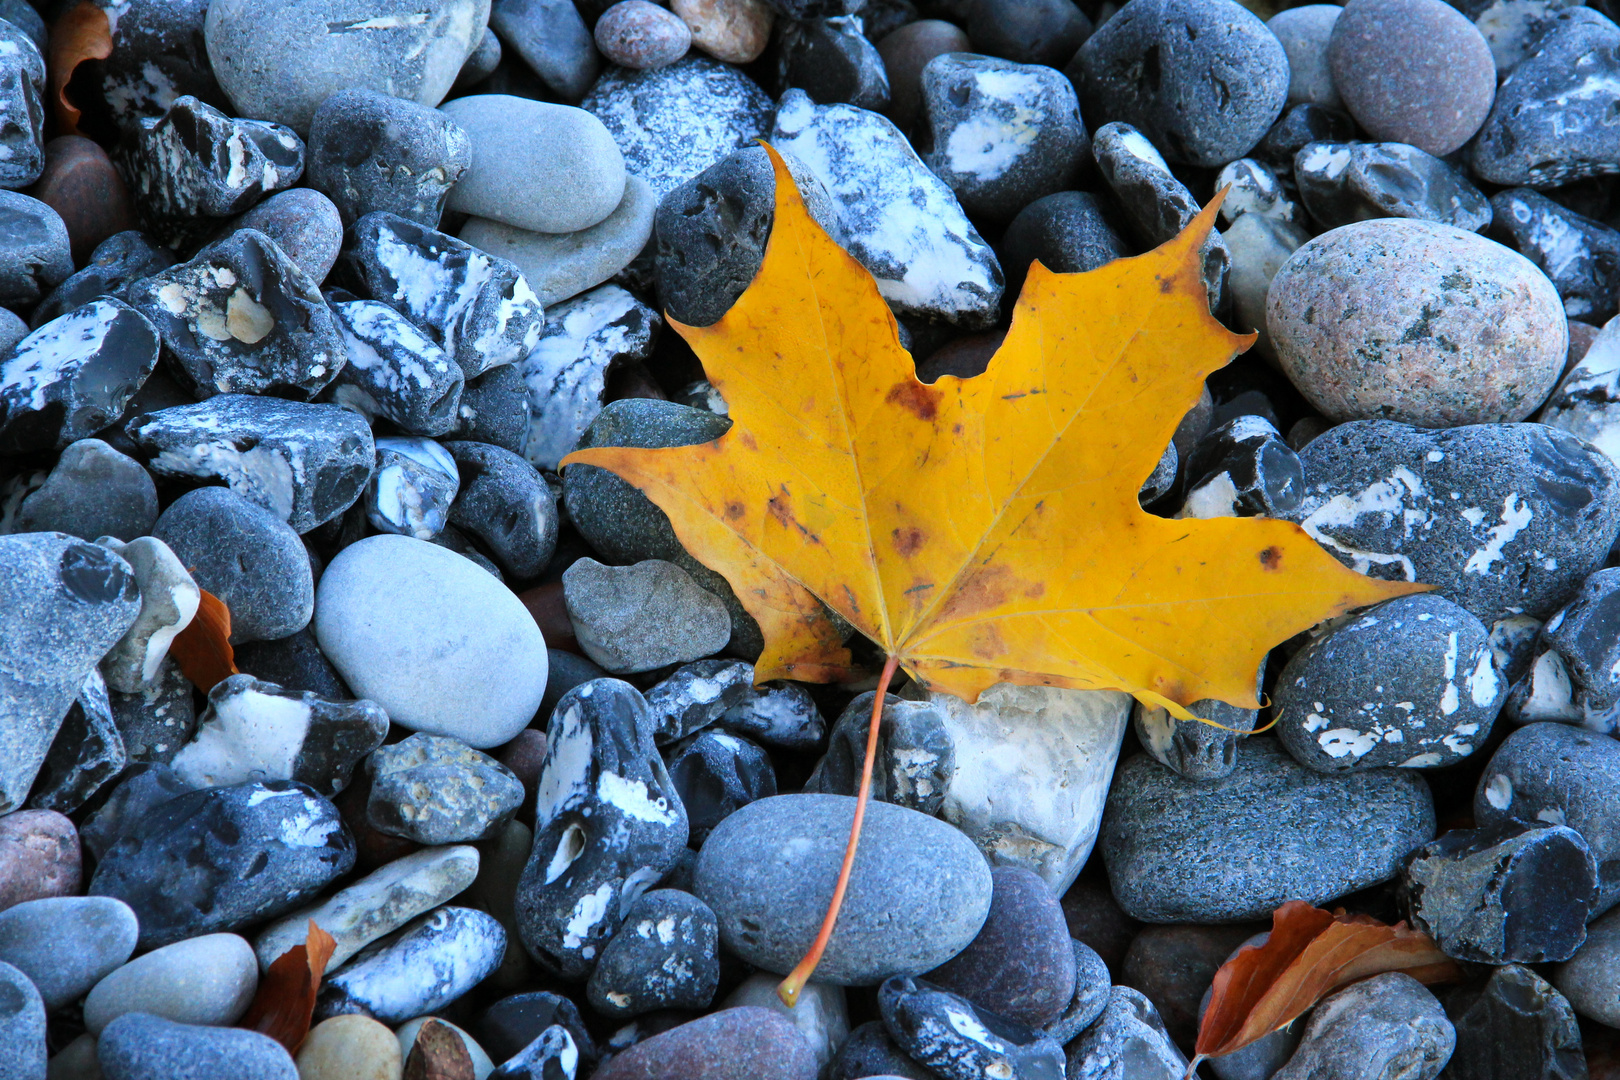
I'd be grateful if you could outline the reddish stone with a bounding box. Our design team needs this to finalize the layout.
[498,729,548,804]
[0,809,81,911]
[518,581,579,654]
[1060,870,1140,976]
[29,135,132,265]
[593,1008,817,1080]
[878,20,972,134]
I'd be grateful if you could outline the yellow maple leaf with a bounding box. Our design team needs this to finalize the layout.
[563,145,1419,717]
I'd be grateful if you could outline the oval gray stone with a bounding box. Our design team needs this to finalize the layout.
[84,933,259,1034]
[694,793,992,984]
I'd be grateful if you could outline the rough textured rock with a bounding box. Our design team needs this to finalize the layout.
[1272,973,1455,1080]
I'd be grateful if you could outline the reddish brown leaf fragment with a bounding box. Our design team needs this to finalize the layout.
[168,587,238,692]
[47,3,112,136]
[404,1019,474,1080]
[239,920,337,1054]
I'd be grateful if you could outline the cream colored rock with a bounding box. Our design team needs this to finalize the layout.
[395,1017,494,1080]
[95,536,199,693]
[673,0,774,63]
[297,1015,403,1080]
[83,933,257,1035]
[1222,212,1309,365]
[931,684,1131,894]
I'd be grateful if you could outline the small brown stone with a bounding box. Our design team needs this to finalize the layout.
[28,135,132,265]
[595,0,693,69]
[405,1019,474,1080]
[0,809,80,912]
[334,774,421,871]
[517,580,579,653]
[673,0,774,64]
[1060,870,1140,976]
[497,729,548,802]
[1568,318,1600,377]
[877,20,971,133]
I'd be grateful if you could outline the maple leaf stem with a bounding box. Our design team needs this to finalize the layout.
[1183,1055,1207,1080]
[778,652,901,1007]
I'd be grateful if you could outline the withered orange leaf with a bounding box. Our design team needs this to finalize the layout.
[47,2,112,136]
[1194,900,1461,1065]
[239,919,336,1054]
[404,1019,475,1080]
[168,587,238,692]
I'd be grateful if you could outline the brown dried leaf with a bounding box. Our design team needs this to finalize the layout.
[239,920,337,1054]
[168,587,238,692]
[47,2,112,136]
[404,1019,475,1080]
[1195,900,1462,1061]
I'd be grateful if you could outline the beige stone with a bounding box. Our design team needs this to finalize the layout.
[673,0,773,63]
[296,1015,403,1080]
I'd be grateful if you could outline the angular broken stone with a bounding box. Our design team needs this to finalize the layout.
[30,669,128,815]
[364,436,460,541]
[328,298,464,436]
[108,657,196,765]
[0,20,45,189]
[645,659,757,744]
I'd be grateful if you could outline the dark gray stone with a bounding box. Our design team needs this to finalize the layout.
[1400,821,1597,963]
[0,1,44,52]
[30,231,174,330]
[232,628,348,700]
[919,53,1086,222]
[1272,973,1454,1080]
[1252,102,1357,176]
[363,435,459,540]
[777,16,890,111]
[1275,594,1503,772]
[447,362,531,457]
[128,394,375,533]
[152,486,315,643]
[830,1021,933,1080]
[29,669,126,814]
[1181,414,1302,518]
[108,657,197,765]
[92,0,220,130]
[695,793,992,984]
[88,779,355,949]
[1132,695,1257,781]
[78,763,191,862]
[1475,722,1620,915]
[0,190,72,306]
[1289,421,1620,624]
[97,1013,295,1080]
[328,299,465,436]
[225,188,343,284]
[966,0,1092,66]
[1000,191,1130,301]
[1064,986,1187,1080]
[445,440,558,580]
[489,1026,581,1080]
[126,230,343,401]
[806,693,953,816]
[1076,0,1289,167]
[1042,939,1110,1045]
[15,439,155,541]
[878,976,1065,1080]
[517,679,689,978]
[0,19,42,190]
[315,906,507,1025]
[479,992,597,1068]
[666,730,776,846]
[1101,740,1436,922]
[367,733,526,845]
[492,0,600,101]
[1490,187,1620,323]
[1295,141,1492,232]
[307,88,472,228]
[586,889,720,1018]
[719,679,827,749]
[1507,568,1620,730]
[562,557,732,673]
[1446,965,1584,1080]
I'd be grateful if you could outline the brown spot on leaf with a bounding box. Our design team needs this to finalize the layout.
[886,380,940,422]
[724,500,746,521]
[1025,581,1046,599]
[893,526,926,557]
[1260,546,1282,570]
[969,622,1008,660]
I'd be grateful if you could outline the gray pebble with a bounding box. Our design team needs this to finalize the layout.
[491,0,601,101]
[1294,141,1491,233]
[1268,5,1342,108]
[1272,973,1454,1080]
[308,88,472,229]
[15,440,156,542]
[97,1013,295,1080]
[564,557,732,673]
[0,961,43,1080]
[445,440,559,580]
[367,734,525,845]
[0,897,137,1011]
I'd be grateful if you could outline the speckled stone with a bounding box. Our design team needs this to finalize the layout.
[0,810,79,912]
[1268,219,1567,426]
[366,734,525,845]
[1327,0,1497,156]
[596,0,693,67]
[84,932,259,1034]
[591,1007,818,1080]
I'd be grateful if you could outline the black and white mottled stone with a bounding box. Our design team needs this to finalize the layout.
[1400,821,1597,964]
[918,53,1087,222]
[1075,0,1289,167]
[128,394,375,533]
[0,533,138,813]
[98,1014,296,1080]
[652,144,843,328]
[31,230,175,330]
[1214,157,1299,229]
[562,558,732,673]
[445,440,558,580]
[1092,122,1228,311]
[127,230,344,400]
[1271,974,1455,1080]
[1288,421,1620,624]
[0,19,44,189]
[1132,695,1257,781]
[339,211,546,379]
[1252,102,1358,177]
[1275,594,1503,772]
[585,889,720,1019]
[0,960,43,1079]
[489,1026,582,1080]
[1294,141,1492,233]
[328,298,465,436]
[771,88,1004,329]
[1179,415,1302,519]
[1447,965,1585,1080]
[1476,722,1620,915]
[30,668,127,814]
[1509,568,1620,729]
[316,906,506,1025]
[581,56,774,200]
[878,977,1065,1080]
[1101,740,1435,922]
[719,679,826,750]
[0,190,70,306]
[646,660,758,745]
[368,733,526,845]
[517,679,690,979]
[1470,9,1620,187]
[696,793,992,983]
[447,363,532,457]
[806,692,954,817]
[1540,317,1620,466]
[114,95,303,241]
[108,657,197,765]
[479,990,598,1067]
[307,88,472,228]
[1064,986,1188,1080]
[1489,187,1620,323]
[169,674,387,797]
[666,730,777,846]
[0,299,161,455]
[89,779,355,949]
[90,0,218,126]
[775,16,890,112]
[364,435,460,540]
[21,441,159,544]
[79,763,191,861]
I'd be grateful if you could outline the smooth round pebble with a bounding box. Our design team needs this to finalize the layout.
[1268,219,1567,427]
[876,20,971,133]
[0,897,138,1011]
[230,188,344,284]
[84,933,259,1035]
[694,793,992,985]
[0,961,44,1080]
[296,1015,402,1080]
[314,535,549,749]
[0,810,80,912]
[592,1007,817,1080]
[1268,5,1342,109]
[97,1014,296,1080]
[596,0,693,69]
[672,0,774,63]
[1327,0,1496,156]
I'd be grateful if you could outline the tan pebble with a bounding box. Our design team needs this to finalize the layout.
[46,1033,100,1080]
[297,1015,403,1080]
[673,0,773,63]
